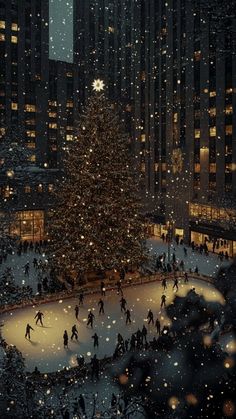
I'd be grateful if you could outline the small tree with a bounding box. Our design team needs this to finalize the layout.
[48,90,147,279]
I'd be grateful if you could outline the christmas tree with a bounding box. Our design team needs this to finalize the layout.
[48,84,147,279]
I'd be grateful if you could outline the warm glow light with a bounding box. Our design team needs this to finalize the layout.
[92,79,105,92]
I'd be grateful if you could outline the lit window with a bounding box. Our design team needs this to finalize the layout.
[209,127,216,137]
[28,155,36,162]
[11,23,18,31]
[24,186,31,193]
[225,105,233,115]
[194,129,200,139]
[0,127,6,137]
[25,119,36,126]
[226,125,233,136]
[11,35,18,43]
[66,125,73,131]
[209,91,216,97]
[194,163,200,173]
[0,33,5,42]
[26,130,36,138]
[11,102,18,110]
[173,113,178,123]
[66,72,73,77]
[141,163,145,173]
[37,184,43,193]
[0,20,5,29]
[194,110,200,119]
[26,142,36,149]
[141,134,146,142]
[108,26,115,33]
[49,123,57,129]
[154,163,159,172]
[226,88,233,94]
[209,108,216,117]
[66,100,73,108]
[141,71,146,81]
[209,163,216,173]
[194,50,201,61]
[49,100,57,106]
[162,163,167,171]
[48,184,53,192]
[48,112,57,118]
[66,134,73,141]
[25,104,36,112]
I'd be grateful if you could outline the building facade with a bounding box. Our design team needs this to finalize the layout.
[0,0,77,241]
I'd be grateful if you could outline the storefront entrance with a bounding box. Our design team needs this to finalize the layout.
[10,210,45,241]
[191,231,236,258]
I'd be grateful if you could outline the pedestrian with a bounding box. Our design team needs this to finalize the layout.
[161,294,166,308]
[147,309,154,325]
[71,324,78,340]
[125,309,131,324]
[91,354,100,380]
[116,280,123,295]
[24,262,30,276]
[180,260,184,271]
[184,271,189,283]
[124,339,129,351]
[92,332,99,348]
[161,277,167,290]
[75,304,79,320]
[87,310,95,328]
[155,317,161,335]
[172,253,176,263]
[98,298,105,314]
[79,291,84,305]
[120,297,127,312]
[142,324,147,343]
[78,394,86,416]
[34,310,44,326]
[33,257,38,268]
[173,277,179,291]
[63,330,69,348]
[195,265,199,274]
[183,247,187,257]
[100,281,106,296]
[25,323,34,339]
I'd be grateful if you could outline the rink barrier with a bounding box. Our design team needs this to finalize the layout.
[0,271,215,315]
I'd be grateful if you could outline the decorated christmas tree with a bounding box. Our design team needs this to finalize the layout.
[48,82,147,280]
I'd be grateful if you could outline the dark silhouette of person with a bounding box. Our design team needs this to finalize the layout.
[100,281,106,296]
[147,310,154,324]
[184,272,189,283]
[142,325,148,343]
[71,325,78,340]
[92,332,99,348]
[79,394,86,415]
[79,292,84,305]
[75,305,79,320]
[91,354,100,380]
[161,294,166,308]
[155,318,161,335]
[98,299,104,314]
[173,277,179,291]
[34,310,44,326]
[25,323,34,339]
[162,277,167,290]
[63,330,69,348]
[120,297,127,312]
[87,310,95,328]
[125,309,131,324]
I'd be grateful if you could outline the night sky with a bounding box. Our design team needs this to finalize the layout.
[49,0,73,63]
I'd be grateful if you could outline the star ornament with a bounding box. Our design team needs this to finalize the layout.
[92,79,105,92]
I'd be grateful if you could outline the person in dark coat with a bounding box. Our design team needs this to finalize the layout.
[142,325,147,343]
[173,277,179,291]
[87,310,95,328]
[71,325,78,340]
[91,354,100,380]
[79,291,84,305]
[75,305,79,320]
[25,323,34,339]
[147,309,154,325]
[155,317,161,335]
[162,277,167,290]
[34,310,44,326]
[98,299,105,314]
[100,281,106,296]
[161,294,166,308]
[120,297,127,312]
[63,330,69,348]
[184,272,189,283]
[92,332,99,348]
[125,309,131,324]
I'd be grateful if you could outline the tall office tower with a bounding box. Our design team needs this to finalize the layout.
[0,0,77,241]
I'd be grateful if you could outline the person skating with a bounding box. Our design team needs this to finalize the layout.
[183,247,187,257]
[98,298,105,314]
[87,310,95,328]
[162,277,167,290]
[116,280,123,295]
[142,325,147,343]
[161,294,166,308]
[63,330,69,348]
[75,305,79,320]
[78,394,86,416]
[155,317,161,335]
[147,309,154,325]
[100,281,106,296]
[195,265,199,274]
[79,291,84,305]
[184,271,189,283]
[173,277,179,291]
[24,262,30,276]
[71,324,78,341]
[120,297,127,312]
[34,310,44,326]
[92,332,99,348]
[25,323,34,339]
[125,309,131,324]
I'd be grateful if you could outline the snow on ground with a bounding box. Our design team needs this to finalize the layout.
[0,278,224,373]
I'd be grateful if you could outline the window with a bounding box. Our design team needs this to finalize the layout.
[66,125,73,131]
[209,108,216,117]
[226,88,233,94]
[25,119,35,126]
[11,102,18,110]
[194,163,200,173]
[210,127,216,137]
[11,35,17,43]
[37,184,43,193]
[173,113,178,123]
[28,155,36,162]
[49,123,57,129]
[226,125,233,136]
[66,71,73,77]
[194,50,201,61]
[11,23,18,31]
[24,186,31,193]
[154,163,159,172]
[66,100,73,108]
[25,104,36,112]
[108,26,115,33]
[209,163,216,173]
[48,112,57,118]
[0,33,5,41]
[26,142,35,149]
[26,130,36,137]
[0,20,5,29]
[209,91,216,97]
[225,105,233,115]
[141,134,146,142]
[48,184,53,192]
[194,129,200,139]
[49,100,57,106]
[141,163,145,173]
[66,134,73,141]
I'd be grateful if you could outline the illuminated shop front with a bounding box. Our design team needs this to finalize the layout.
[10,210,45,241]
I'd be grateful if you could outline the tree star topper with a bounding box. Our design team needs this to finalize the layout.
[92,79,105,92]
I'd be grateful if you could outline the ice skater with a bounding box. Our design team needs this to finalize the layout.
[79,291,84,305]
[173,277,179,291]
[98,298,104,314]
[155,317,161,335]
[184,272,189,283]
[92,332,99,348]
[63,330,69,348]
[142,325,147,343]
[24,262,30,276]
[34,310,44,326]
[120,297,127,312]
[75,305,79,320]
[71,324,78,341]
[25,323,34,339]
[87,310,95,328]
[161,294,166,308]
[125,309,131,324]
[147,309,154,325]
[116,280,123,295]
[162,277,167,290]
[100,281,106,296]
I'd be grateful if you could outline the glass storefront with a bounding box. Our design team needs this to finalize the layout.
[10,210,44,241]
[191,231,236,257]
